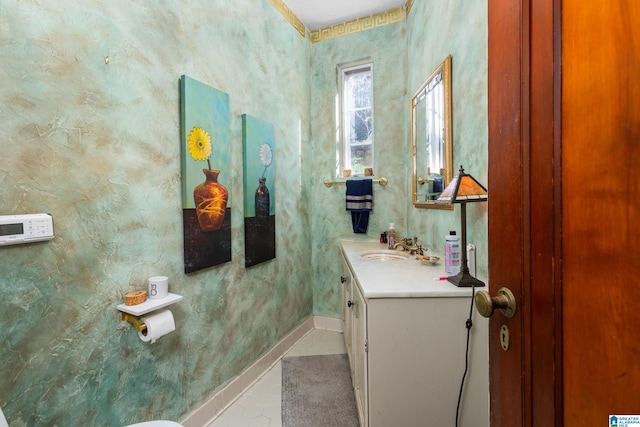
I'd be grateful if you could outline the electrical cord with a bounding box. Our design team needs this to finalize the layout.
[455,285,476,427]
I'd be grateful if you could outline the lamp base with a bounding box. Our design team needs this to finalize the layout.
[447,271,485,288]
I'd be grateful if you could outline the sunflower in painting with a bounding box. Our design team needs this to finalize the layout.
[187,127,212,169]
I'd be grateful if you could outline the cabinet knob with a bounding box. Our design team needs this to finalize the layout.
[347,300,354,308]
[341,275,347,284]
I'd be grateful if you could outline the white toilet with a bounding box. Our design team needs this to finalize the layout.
[0,407,8,427]
[0,406,182,427]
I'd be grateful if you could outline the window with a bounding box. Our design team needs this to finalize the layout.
[337,61,374,177]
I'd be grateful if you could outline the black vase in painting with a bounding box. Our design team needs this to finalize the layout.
[255,177,270,218]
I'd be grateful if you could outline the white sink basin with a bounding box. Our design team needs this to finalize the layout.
[360,250,410,261]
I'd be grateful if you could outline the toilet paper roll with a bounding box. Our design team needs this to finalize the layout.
[138,309,175,344]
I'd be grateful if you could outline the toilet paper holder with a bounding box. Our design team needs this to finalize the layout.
[121,312,148,333]
[117,292,183,336]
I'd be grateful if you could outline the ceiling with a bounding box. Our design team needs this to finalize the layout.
[282,0,407,31]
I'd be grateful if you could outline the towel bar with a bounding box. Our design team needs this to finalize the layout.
[324,176,388,188]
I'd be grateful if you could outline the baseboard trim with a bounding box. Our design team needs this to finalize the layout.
[181,315,342,427]
[313,314,342,332]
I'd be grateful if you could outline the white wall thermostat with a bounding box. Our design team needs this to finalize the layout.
[0,213,54,246]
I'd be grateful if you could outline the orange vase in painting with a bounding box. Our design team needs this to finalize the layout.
[193,169,228,231]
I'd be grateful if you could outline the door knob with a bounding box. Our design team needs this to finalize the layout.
[475,287,516,318]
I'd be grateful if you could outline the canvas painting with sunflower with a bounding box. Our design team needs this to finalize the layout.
[180,75,232,273]
[242,114,276,267]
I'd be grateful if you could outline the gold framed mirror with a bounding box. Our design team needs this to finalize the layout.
[411,55,453,209]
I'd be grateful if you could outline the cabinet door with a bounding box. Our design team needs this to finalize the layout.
[352,282,368,427]
[341,257,353,365]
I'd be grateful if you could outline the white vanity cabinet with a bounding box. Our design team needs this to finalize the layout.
[340,240,489,427]
[341,255,368,425]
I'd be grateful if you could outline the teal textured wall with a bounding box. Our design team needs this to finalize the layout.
[309,22,408,317]
[309,0,488,316]
[0,0,487,425]
[0,0,312,425]
[406,0,489,280]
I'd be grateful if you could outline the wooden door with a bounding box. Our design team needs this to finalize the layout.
[561,0,640,423]
[488,0,640,425]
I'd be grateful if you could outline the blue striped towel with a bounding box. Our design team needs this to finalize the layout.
[346,179,373,233]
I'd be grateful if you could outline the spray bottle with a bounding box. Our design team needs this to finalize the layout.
[445,231,461,274]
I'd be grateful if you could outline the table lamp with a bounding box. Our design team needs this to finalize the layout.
[436,165,488,287]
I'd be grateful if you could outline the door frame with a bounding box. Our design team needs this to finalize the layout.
[487,0,562,425]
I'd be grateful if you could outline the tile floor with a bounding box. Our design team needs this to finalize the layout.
[207,329,347,427]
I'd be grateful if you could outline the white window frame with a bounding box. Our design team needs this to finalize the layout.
[337,60,374,177]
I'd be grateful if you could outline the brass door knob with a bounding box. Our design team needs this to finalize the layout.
[475,287,516,318]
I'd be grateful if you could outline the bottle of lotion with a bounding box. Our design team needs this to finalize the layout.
[387,223,396,249]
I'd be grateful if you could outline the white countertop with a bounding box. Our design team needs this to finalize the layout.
[340,239,476,299]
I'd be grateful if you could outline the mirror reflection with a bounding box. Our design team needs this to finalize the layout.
[411,55,453,209]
